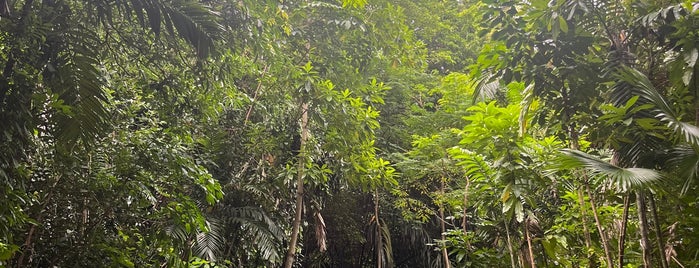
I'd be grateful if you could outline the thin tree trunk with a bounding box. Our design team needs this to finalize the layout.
[585,182,613,268]
[577,187,593,257]
[504,219,517,268]
[283,101,309,268]
[648,193,668,268]
[569,130,594,265]
[694,65,699,126]
[618,193,631,268]
[636,191,652,268]
[525,220,536,268]
[243,65,269,125]
[375,190,382,268]
[17,174,62,267]
[461,176,471,249]
[439,178,451,268]
[461,182,470,235]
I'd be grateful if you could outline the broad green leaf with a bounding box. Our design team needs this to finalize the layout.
[558,16,568,33]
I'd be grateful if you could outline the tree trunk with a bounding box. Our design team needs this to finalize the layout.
[525,220,536,268]
[569,129,595,265]
[585,182,613,268]
[283,101,309,268]
[375,190,382,268]
[577,187,593,260]
[504,219,517,268]
[636,191,652,268]
[439,178,451,268]
[648,193,668,268]
[462,176,470,234]
[618,193,631,268]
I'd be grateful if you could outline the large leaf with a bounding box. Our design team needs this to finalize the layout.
[667,145,699,195]
[560,149,664,191]
[615,66,699,146]
[192,219,226,262]
[160,0,222,57]
[101,0,222,57]
[50,24,111,149]
[471,73,505,105]
[220,206,284,262]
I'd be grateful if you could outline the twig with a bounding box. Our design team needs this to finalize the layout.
[244,64,270,125]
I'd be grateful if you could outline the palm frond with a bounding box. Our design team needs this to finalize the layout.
[365,217,394,268]
[50,24,110,149]
[519,83,535,136]
[160,0,222,57]
[192,218,226,262]
[577,0,629,39]
[667,145,699,195]
[615,66,699,146]
[165,222,190,243]
[219,206,284,262]
[471,73,504,104]
[379,219,394,267]
[638,4,689,27]
[449,148,493,183]
[98,0,222,57]
[613,134,666,168]
[560,149,664,191]
[314,211,327,252]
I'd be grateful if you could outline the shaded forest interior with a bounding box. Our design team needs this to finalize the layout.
[1,0,699,267]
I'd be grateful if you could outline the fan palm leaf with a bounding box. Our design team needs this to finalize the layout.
[560,149,664,191]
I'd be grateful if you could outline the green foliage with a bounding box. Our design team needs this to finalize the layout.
[560,149,664,191]
[4,0,699,267]
[439,229,510,268]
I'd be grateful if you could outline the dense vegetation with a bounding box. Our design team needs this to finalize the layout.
[1,0,699,267]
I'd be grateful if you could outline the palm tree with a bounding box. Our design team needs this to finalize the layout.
[1,1,223,265]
